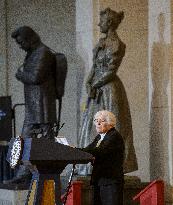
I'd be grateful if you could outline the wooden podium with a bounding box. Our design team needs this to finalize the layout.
[17,138,93,205]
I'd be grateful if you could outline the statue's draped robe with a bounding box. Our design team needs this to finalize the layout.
[79,37,138,174]
[17,44,57,136]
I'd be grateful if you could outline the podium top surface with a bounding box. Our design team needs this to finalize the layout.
[22,138,93,165]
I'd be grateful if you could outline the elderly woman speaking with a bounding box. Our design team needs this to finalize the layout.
[82,110,125,205]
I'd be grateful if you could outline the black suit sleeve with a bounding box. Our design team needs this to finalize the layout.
[83,132,124,160]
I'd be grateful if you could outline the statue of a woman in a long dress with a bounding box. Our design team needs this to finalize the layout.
[78,8,138,175]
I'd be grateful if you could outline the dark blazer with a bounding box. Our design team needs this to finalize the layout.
[83,127,125,185]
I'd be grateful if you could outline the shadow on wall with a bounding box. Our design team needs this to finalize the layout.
[150,12,171,180]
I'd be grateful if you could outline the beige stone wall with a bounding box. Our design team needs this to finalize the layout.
[170,2,173,204]
[149,0,173,204]
[149,0,171,181]
[171,0,173,186]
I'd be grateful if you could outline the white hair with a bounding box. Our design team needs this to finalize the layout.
[94,110,116,126]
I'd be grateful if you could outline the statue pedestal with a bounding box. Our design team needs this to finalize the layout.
[124,176,148,205]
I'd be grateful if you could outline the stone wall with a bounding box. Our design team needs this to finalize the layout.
[149,0,173,203]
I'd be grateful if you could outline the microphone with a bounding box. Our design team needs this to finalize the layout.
[58,123,65,131]
[55,122,65,136]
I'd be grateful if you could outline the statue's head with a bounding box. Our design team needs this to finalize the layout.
[11,26,41,52]
[98,8,124,33]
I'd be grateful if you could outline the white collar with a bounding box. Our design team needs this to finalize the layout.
[100,133,106,140]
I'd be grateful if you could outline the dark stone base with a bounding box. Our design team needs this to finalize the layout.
[124,176,148,205]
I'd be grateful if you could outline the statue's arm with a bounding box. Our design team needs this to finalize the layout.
[92,54,117,89]
[93,70,115,88]
[92,43,125,89]
[85,39,103,97]
[16,69,46,85]
[16,50,53,85]
[85,66,96,98]
[86,66,95,85]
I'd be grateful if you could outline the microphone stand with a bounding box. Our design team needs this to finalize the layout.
[62,164,76,205]
[54,122,65,137]
[43,122,65,139]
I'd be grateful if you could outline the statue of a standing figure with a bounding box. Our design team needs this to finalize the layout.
[4,26,59,184]
[13,26,57,138]
[78,8,138,175]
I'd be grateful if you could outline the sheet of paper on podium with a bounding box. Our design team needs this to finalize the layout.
[55,136,69,146]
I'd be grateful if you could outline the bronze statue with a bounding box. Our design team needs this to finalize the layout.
[4,26,65,185]
[78,8,138,174]
[12,26,57,138]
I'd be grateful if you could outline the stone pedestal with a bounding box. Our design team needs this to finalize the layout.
[124,176,148,205]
